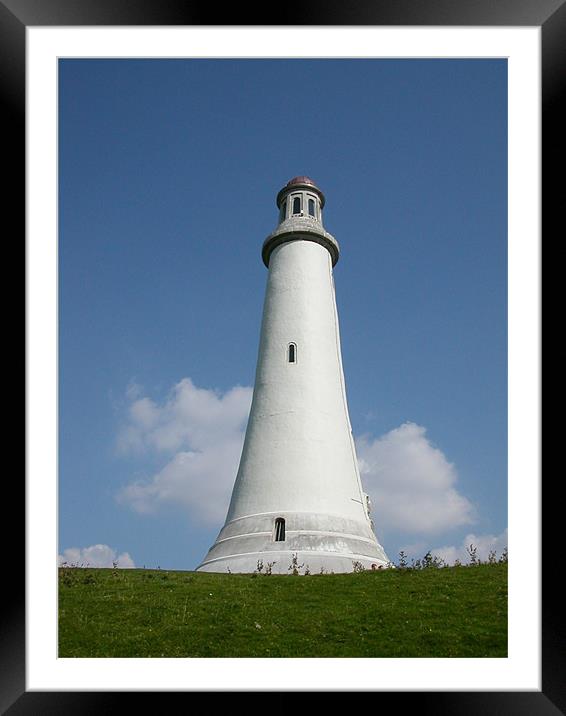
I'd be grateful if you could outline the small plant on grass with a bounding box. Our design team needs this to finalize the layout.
[499,547,508,563]
[59,564,79,587]
[398,551,408,569]
[288,553,304,576]
[467,543,480,566]
[59,562,98,587]
[254,559,276,575]
[352,560,365,573]
[410,551,446,570]
[423,551,446,569]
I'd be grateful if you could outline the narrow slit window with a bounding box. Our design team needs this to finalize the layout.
[308,198,315,217]
[292,196,301,215]
[288,343,296,363]
[274,517,286,542]
[279,200,286,223]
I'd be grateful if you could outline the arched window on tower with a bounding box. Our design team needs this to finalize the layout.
[288,343,297,363]
[279,200,286,223]
[308,198,315,217]
[274,518,286,542]
[292,196,301,215]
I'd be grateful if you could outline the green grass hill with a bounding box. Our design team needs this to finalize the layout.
[58,561,507,658]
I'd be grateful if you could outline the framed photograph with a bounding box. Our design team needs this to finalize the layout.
[14,0,557,710]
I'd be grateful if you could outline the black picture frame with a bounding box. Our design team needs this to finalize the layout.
[12,0,557,711]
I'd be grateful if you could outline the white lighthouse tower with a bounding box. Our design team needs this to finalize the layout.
[197,176,389,573]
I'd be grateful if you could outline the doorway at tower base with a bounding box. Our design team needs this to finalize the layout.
[195,511,390,574]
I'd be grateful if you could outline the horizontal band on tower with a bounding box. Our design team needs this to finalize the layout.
[262,229,340,268]
[218,511,376,542]
[212,529,380,547]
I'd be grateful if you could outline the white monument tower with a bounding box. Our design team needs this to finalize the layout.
[197,176,389,573]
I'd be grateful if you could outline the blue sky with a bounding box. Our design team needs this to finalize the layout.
[58,58,507,570]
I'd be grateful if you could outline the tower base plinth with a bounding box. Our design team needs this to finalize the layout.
[196,551,390,574]
[196,511,389,574]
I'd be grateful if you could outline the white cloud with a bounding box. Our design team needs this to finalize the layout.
[431,528,508,565]
[356,422,476,536]
[58,544,135,568]
[116,379,253,525]
[125,379,144,401]
[117,378,252,455]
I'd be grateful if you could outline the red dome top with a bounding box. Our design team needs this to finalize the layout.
[286,175,318,188]
[277,175,325,209]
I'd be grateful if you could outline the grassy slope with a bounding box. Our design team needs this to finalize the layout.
[58,563,507,658]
